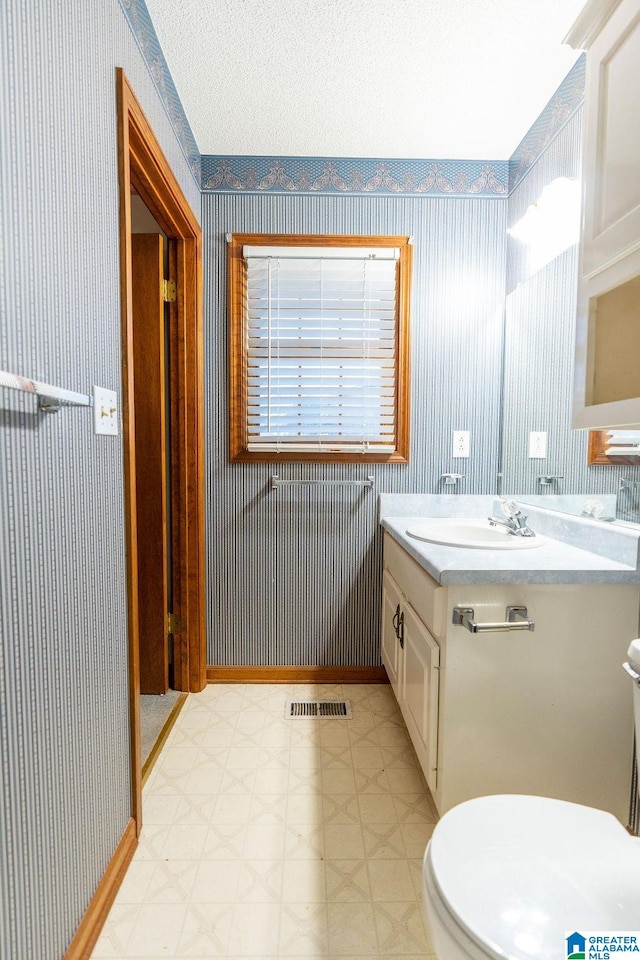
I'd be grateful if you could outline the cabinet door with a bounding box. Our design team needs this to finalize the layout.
[383,533,444,637]
[401,603,440,794]
[573,249,640,428]
[582,0,640,277]
[381,570,404,695]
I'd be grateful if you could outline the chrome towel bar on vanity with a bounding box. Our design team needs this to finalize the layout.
[453,605,535,633]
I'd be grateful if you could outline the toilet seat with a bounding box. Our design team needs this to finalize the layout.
[425,794,640,960]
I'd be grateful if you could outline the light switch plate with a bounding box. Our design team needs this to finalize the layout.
[93,386,119,435]
[528,431,547,458]
[452,430,470,458]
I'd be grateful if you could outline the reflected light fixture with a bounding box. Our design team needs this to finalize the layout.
[508,176,581,274]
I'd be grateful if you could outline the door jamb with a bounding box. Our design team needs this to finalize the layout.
[116,68,206,830]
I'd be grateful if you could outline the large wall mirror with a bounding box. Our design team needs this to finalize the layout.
[494,105,640,522]
[498,233,640,520]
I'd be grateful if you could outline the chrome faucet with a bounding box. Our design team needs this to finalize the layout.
[488,500,536,537]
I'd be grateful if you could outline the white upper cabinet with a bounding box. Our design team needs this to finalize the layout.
[578,0,640,276]
[568,0,640,427]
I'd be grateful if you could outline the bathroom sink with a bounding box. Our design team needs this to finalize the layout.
[405,519,546,550]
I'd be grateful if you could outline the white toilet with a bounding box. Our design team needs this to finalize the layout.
[422,639,640,960]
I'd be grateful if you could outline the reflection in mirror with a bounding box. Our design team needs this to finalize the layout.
[589,275,640,406]
[617,479,640,523]
[507,177,580,275]
[500,93,640,522]
[588,431,640,465]
[500,248,640,520]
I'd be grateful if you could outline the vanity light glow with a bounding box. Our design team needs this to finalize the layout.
[508,176,581,274]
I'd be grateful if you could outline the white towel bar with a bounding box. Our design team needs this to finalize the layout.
[271,475,374,490]
[0,369,92,412]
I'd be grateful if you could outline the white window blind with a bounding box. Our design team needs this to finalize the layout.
[603,430,640,456]
[244,247,400,453]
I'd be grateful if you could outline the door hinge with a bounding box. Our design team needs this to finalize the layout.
[166,612,183,635]
[161,278,177,302]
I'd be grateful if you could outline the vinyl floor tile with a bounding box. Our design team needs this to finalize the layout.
[90,683,435,960]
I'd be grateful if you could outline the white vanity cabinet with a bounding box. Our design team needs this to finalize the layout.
[382,531,640,823]
[401,602,440,794]
[381,570,403,694]
[568,0,640,427]
[382,536,443,794]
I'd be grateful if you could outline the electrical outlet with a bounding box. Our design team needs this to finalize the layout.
[528,431,547,458]
[93,386,119,436]
[452,430,470,458]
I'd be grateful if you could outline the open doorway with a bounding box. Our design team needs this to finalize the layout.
[117,69,206,830]
[130,194,186,773]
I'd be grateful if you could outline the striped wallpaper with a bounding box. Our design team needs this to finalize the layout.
[1,1,199,958]
[508,55,585,194]
[2,2,634,955]
[506,107,583,293]
[203,194,507,666]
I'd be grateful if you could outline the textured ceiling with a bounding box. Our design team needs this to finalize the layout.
[144,0,586,159]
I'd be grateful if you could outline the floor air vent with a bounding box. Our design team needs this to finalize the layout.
[285,700,353,719]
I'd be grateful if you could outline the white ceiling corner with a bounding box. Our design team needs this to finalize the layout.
[144,0,587,160]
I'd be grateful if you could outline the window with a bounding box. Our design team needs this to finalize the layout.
[228,234,412,463]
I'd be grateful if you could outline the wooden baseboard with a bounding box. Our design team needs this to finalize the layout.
[64,818,137,960]
[206,665,389,684]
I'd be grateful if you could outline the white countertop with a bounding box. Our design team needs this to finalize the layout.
[379,496,640,585]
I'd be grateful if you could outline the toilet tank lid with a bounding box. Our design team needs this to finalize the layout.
[627,638,640,671]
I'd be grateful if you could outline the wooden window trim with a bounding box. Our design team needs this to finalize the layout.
[588,430,640,464]
[228,233,412,464]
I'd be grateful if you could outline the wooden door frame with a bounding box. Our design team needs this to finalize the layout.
[116,68,206,829]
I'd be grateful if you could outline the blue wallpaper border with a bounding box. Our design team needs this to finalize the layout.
[118,0,201,187]
[200,156,508,198]
[509,54,585,193]
[118,0,583,200]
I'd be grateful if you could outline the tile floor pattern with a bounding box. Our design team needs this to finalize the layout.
[91,683,438,959]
